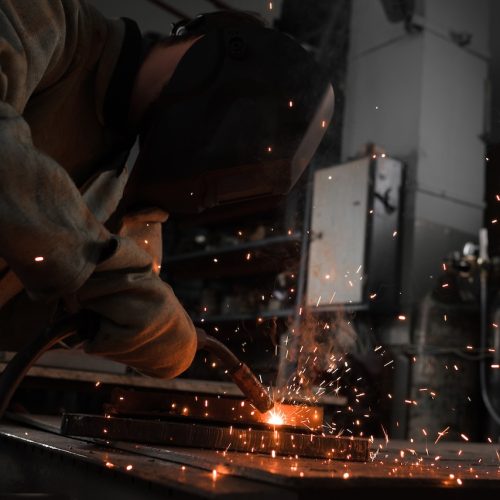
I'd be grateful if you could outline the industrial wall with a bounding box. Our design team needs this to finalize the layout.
[342,0,489,307]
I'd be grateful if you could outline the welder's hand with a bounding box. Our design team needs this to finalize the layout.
[66,236,197,379]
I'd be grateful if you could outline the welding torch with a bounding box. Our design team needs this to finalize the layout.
[195,328,274,413]
[0,314,273,418]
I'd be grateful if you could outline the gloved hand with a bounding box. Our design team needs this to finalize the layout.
[65,235,197,379]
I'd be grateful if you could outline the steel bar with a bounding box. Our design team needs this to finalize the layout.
[61,414,369,461]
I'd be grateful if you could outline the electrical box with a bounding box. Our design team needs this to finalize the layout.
[306,156,404,312]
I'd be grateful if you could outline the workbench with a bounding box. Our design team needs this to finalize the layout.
[1,416,499,499]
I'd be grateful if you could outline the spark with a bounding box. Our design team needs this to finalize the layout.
[342,472,350,479]
[491,364,500,369]
[126,465,133,471]
[34,256,44,262]
[95,381,101,387]
[289,100,294,108]
[105,462,114,468]
[398,315,406,321]
[393,231,397,237]
[321,120,327,128]
[246,252,251,260]
[267,146,272,152]
[212,469,217,480]
[269,1,273,10]
[434,426,450,444]
[460,433,469,442]
[213,258,218,263]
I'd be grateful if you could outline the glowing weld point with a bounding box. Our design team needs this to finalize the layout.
[34,256,44,262]
[267,409,285,426]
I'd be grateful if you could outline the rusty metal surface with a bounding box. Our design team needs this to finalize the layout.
[61,413,369,461]
[105,389,323,430]
[3,416,500,499]
[0,420,288,500]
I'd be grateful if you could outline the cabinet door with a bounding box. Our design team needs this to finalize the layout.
[306,158,370,306]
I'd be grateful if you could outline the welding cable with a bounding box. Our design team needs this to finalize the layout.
[478,229,500,427]
[0,314,87,419]
[204,0,236,10]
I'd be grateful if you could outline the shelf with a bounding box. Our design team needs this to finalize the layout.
[165,234,302,280]
[166,233,302,264]
[193,308,295,323]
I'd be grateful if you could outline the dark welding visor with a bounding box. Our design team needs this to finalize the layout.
[128,26,334,213]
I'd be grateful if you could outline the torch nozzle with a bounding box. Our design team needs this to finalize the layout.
[196,328,274,413]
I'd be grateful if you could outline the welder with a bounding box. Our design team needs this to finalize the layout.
[0,1,333,379]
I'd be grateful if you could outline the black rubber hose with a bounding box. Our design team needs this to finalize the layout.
[0,314,84,419]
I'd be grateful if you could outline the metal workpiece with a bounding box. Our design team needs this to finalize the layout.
[105,389,323,431]
[61,414,369,461]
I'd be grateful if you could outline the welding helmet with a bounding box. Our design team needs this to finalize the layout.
[128,13,334,213]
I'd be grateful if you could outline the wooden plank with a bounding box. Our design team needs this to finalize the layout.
[61,414,369,462]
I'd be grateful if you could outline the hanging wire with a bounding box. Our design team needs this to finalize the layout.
[204,0,236,10]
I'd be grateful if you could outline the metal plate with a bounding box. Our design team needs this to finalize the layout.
[61,413,369,462]
[105,389,324,431]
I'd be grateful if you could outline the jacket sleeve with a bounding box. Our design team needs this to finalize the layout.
[0,1,197,377]
[0,0,110,298]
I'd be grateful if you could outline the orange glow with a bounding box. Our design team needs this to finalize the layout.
[266,409,285,426]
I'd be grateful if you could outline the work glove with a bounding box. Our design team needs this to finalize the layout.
[66,235,197,379]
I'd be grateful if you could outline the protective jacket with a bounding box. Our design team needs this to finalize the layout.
[0,0,197,378]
